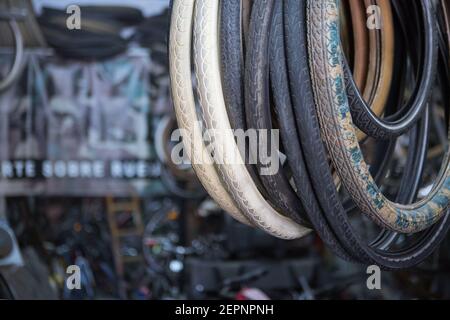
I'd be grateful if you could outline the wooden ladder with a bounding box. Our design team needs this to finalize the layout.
[106,196,144,299]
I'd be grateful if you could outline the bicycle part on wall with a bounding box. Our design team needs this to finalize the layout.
[169,0,450,269]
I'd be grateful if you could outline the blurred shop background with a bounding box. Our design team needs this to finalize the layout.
[0,0,450,300]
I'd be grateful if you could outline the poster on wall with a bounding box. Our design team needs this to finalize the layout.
[0,51,162,196]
